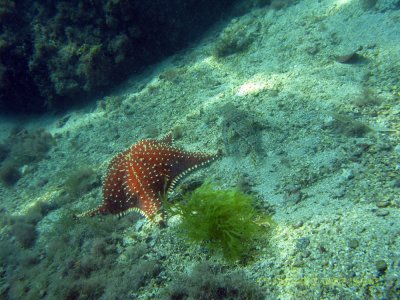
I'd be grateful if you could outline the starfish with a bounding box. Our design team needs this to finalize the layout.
[77,134,219,222]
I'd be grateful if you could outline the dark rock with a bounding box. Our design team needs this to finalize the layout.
[376,209,390,217]
[376,200,390,208]
[348,238,359,249]
[0,0,239,114]
[293,220,304,229]
[335,50,364,64]
[375,260,388,274]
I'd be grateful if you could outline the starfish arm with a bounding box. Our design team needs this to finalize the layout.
[77,135,219,222]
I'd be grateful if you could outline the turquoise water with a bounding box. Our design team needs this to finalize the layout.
[1,1,399,299]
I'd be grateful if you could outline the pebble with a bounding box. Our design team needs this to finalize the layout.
[376,200,390,208]
[341,168,354,181]
[335,51,360,64]
[375,260,388,273]
[306,45,319,55]
[348,238,359,249]
[293,220,304,229]
[319,245,328,253]
[376,209,390,217]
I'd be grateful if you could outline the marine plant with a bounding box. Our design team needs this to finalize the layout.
[352,88,382,107]
[0,161,21,187]
[173,182,271,261]
[64,166,99,198]
[0,128,55,186]
[330,113,372,137]
[161,262,264,299]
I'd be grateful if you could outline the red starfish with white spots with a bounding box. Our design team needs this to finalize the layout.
[78,134,219,221]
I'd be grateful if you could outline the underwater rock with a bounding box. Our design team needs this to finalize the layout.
[0,0,239,114]
[375,260,388,274]
[335,52,361,64]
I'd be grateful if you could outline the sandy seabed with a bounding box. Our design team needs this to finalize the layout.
[1,0,399,299]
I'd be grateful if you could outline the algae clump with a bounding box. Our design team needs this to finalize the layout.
[175,182,269,261]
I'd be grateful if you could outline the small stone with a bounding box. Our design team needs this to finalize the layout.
[335,51,361,64]
[292,257,304,267]
[306,46,319,55]
[296,237,310,251]
[348,238,359,249]
[319,245,328,253]
[341,169,354,181]
[376,200,390,208]
[376,209,389,217]
[375,260,388,273]
[347,271,356,278]
[293,220,304,229]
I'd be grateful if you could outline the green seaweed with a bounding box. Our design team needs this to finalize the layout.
[352,88,382,107]
[173,182,272,261]
[64,166,99,198]
[330,113,372,137]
